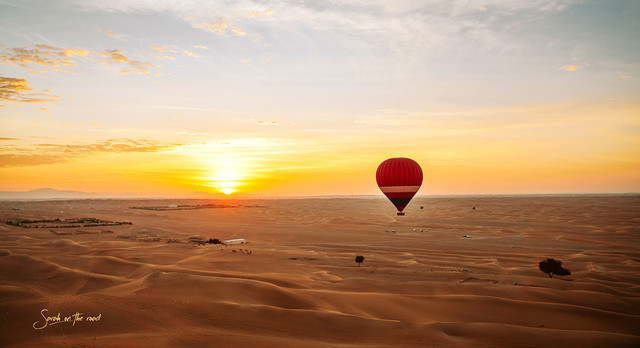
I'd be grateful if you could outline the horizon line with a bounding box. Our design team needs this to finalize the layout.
[1,190,638,201]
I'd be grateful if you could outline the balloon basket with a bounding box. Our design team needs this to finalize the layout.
[397,212,405,216]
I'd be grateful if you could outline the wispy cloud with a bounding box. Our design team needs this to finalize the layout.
[248,9,274,18]
[561,64,582,72]
[149,45,202,61]
[150,45,205,61]
[69,0,580,68]
[100,49,157,75]
[0,44,163,107]
[1,44,159,76]
[0,45,162,78]
[185,5,273,38]
[190,17,247,37]
[152,55,176,61]
[230,26,247,36]
[0,77,58,104]
[183,50,201,58]
[100,29,128,40]
[257,121,278,126]
[0,44,89,73]
[69,0,578,51]
[150,45,176,53]
[0,138,182,167]
[148,45,180,60]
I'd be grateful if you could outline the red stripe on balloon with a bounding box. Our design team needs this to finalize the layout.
[376,158,423,187]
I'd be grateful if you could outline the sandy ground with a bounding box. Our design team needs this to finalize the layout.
[0,195,639,347]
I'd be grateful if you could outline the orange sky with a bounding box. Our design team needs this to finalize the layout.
[1,1,639,196]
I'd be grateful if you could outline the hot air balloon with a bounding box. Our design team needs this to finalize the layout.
[376,157,423,215]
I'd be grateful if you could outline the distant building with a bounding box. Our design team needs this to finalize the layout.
[188,235,204,243]
[223,238,246,245]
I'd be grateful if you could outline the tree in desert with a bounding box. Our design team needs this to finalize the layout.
[355,255,365,267]
[538,258,571,278]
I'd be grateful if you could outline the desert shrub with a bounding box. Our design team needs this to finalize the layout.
[539,258,571,278]
[355,255,365,267]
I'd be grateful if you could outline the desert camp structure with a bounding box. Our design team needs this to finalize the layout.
[223,238,246,245]
[188,235,205,243]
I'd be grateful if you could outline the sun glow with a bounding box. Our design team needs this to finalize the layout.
[220,187,236,195]
[205,157,251,195]
[207,175,243,195]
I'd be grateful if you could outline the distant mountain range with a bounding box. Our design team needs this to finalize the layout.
[0,188,140,199]
[0,188,259,200]
[0,188,631,200]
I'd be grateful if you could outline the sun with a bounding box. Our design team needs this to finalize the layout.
[205,158,248,195]
[207,178,241,195]
[220,187,236,195]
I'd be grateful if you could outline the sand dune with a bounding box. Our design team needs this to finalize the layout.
[0,196,639,347]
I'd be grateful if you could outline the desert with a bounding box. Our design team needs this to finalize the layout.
[0,195,638,347]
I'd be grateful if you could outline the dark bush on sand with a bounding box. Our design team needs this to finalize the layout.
[539,258,571,278]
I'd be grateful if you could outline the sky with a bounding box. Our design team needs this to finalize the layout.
[1,0,639,197]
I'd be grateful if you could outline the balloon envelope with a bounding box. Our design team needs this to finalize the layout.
[376,157,423,213]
